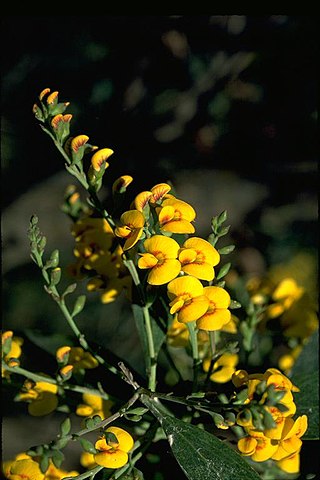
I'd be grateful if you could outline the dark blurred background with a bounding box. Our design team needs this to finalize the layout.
[1,15,318,477]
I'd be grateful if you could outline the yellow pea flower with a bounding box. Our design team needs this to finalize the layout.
[4,458,44,480]
[2,331,24,379]
[267,278,304,319]
[272,415,308,461]
[276,451,301,474]
[196,286,231,331]
[17,379,58,416]
[76,393,113,420]
[112,175,133,194]
[203,353,239,383]
[238,430,279,462]
[157,197,196,234]
[94,426,134,469]
[56,346,98,371]
[80,452,97,470]
[178,237,220,281]
[138,235,181,285]
[167,276,209,323]
[90,148,113,172]
[114,210,145,250]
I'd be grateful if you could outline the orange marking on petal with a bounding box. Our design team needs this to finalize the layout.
[71,135,90,152]
[39,88,50,100]
[46,91,59,104]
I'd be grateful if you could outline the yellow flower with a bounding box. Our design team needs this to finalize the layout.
[76,393,113,420]
[238,430,279,462]
[272,415,308,460]
[56,346,98,371]
[43,463,79,479]
[203,353,239,383]
[276,451,301,474]
[157,197,196,234]
[2,331,24,378]
[90,148,113,172]
[267,278,304,319]
[114,210,145,250]
[178,237,220,281]
[80,452,97,470]
[94,426,134,469]
[278,345,303,374]
[167,276,209,323]
[112,175,133,194]
[196,286,231,331]
[4,458,44,480]
[71,135,89,153]
[17,379,58,416]
[149,183,172,204]
[138,235,181,285]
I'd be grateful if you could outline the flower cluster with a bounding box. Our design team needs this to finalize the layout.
[1,331,23,379]
[233,368,308,474]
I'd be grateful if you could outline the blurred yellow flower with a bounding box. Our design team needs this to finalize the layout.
[203,353,239,383]
[17,379,58,416]
[56,346,98,371]
[1,331,23,379]
[4,458,44,480]
[76,393,113,420]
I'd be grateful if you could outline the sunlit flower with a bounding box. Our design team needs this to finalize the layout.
[138,235,181,285]
[238,430,279,462]
[114,210,145,250]
[157,197,196,234]
[203,353,239,383]
[76,393,113,420]
[90,148,114,172]
[167,276,209,323]
[196,286,231,331]
[112,175,133,194]
[94,426,134,469]
[17,379,58,416]
[178,237,220,281]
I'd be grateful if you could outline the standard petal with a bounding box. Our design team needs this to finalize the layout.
[167,276,204,299]
[147,259,181,285]
[178,295,209,323]
[203,286,231,308]
[181,262,214,281]
[197,309,231,331]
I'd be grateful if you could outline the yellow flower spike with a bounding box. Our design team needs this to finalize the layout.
[91,148,114,172]
[114,210,145,250]
[134,191,153,212]
[138,235,181,285]
[167,276,209,323]
[94,426,134,469]
[46,91,59,105]
[196,286,231,331]
[157,198,196,234]
[150,183,172,204]
[71,135,90,153]
[5,458,45,480]
[178,237,220,281]
[203,353,239,383]
[39,88,50,100]
[112,175,133,194]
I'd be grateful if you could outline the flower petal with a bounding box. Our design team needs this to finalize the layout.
[94,450,128,469]
[177,295,209,323]
[147,259,181,285]
[203,286,231,308]
[181,262,214,281]
[197,308,231,331]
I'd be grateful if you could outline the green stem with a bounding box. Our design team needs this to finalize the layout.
[143,305,157,392]
[186,322,200,392]
[64,465,103,480]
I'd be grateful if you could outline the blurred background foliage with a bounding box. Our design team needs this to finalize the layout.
[1,15,318,477]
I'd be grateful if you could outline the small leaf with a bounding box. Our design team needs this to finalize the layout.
[80,438,97,454]
[72,295,86,317]
[218,245,235,255]
[52,450,64,469]
[40,455,50,473]
[60,417,71,436]
[62,283,77,297]
[217,210,228,225]
[54,437,69,449]
[216,262,231,280]
[229,300,241,309]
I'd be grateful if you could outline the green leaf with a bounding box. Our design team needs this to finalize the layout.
[60,417,71,436]
[141,396,260,480]
[216,262,231,280]
[51,449,64,469]
[79,438,97,454]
